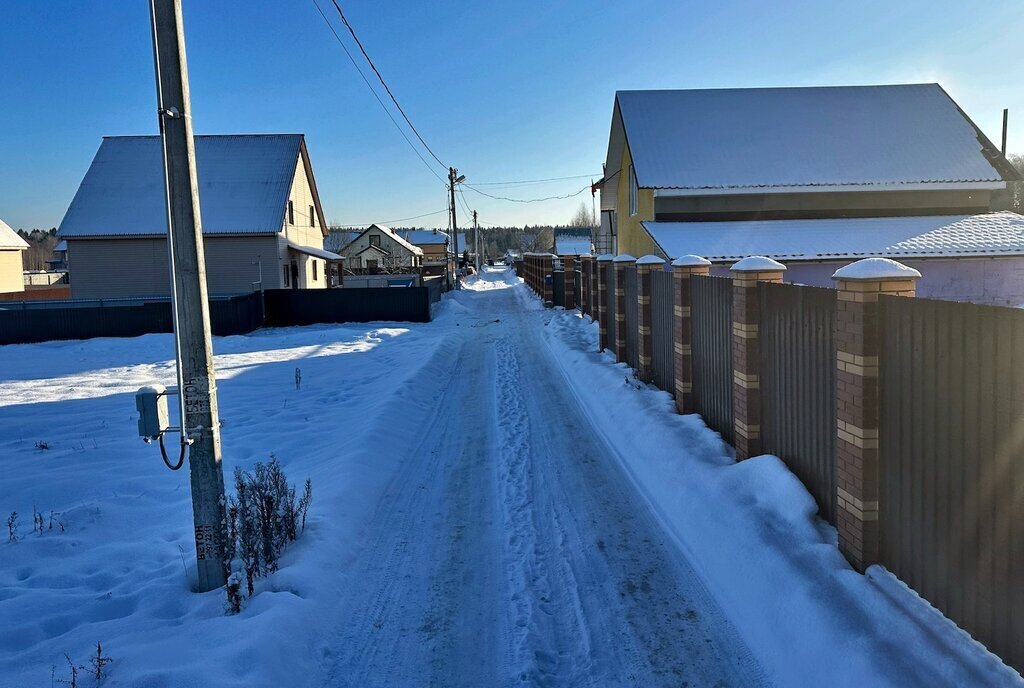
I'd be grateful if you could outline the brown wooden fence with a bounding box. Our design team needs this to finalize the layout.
[760,282,838,524]
[691,275,734,443]
[879,295,1024,674]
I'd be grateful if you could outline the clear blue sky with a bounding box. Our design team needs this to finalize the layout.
[2,0,1023,232]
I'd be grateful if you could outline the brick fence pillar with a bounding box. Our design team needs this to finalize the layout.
[636,255,665,382]
[596,254,614,352]
[730,256,786,460]
[564,256,576,310]
[579,255,591,317]
[540,254,553,305]
[613,254,636,362]
[832,258,920,572]
[672,255,711,413]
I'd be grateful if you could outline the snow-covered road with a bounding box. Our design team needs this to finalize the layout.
[323,270,766,686]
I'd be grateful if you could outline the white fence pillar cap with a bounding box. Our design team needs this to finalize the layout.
[832,257,921,281]
[671,255,712,267]
[596,253,615,262]
[730,256,786,272]
[613,254,638,263]
[636,254,666,266]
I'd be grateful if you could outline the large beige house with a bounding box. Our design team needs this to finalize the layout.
[58,134,342,298]
[0,219,28,294]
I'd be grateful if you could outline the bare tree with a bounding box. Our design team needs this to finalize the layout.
[569,201,596,231]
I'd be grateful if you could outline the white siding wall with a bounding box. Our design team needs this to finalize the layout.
[340,227,420,269]
[0,250,25,293]
[67,236,282,298]
[279,157,329,289]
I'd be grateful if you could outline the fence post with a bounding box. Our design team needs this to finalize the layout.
[832,258,920,572]
[613,254,636,363]
[596,254,614,352]
[564,256,576,310]
[730,256,786,460]
[672,255,711,413]
[541,254,554,305]
[636,255,665,382]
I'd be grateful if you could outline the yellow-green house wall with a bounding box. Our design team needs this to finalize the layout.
[615,142,658,257]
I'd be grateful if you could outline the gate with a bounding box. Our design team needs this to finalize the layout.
[879,296,1024,675]
[759,282,837,524]
[574,269,582,309]
[552,271,565,307]
[650,269,675,393]
[690,275,734,443]
[623,266,639,369]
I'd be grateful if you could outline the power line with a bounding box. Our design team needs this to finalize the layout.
[330,208,449,228]
[470,173,601,187]
[310,0,445,184]
[327,0,447,170]
[464,183,592,203]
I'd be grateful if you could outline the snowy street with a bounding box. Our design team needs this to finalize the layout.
[322,272,765,686]
[1,266,1019,687]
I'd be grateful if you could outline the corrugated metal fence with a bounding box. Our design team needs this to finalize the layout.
[759,282,838,524]
[552,271,565,308]
[650,269,675,393]
[879,295,1024,674]
[624,267,639,369]
[690,275,734,443]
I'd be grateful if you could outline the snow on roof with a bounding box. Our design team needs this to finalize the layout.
[0,218,29,249]
[555,237,593,255]
[59,135,306,238]
[609,84,1011,192]
[833,257,921,281]
[401,229,448,246]
[643,212,1024,262]
[285,239,342,261]
[325,229,359,252]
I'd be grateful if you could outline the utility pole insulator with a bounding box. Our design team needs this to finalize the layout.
[150,0,229,593]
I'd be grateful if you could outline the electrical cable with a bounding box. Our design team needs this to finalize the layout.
[327,0,448,170]
[469,173,601,187]
[464,183,592,203]
[331,208,449,228]
[159,434,186,471]
[310,0,445,184]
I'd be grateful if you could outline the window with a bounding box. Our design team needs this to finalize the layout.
[283,265,289,287]
[366,259,378,270]
[628,164,638,216]
[288,200,295,225]
[309,205,316,227]
[313,260,319,281]
[369,234,381,248]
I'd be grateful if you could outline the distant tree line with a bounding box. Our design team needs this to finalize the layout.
[15,227,59,271]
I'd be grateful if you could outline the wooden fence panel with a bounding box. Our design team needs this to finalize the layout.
[759,282,838,524]
[690,275,734,443]
[879,295,1024,674]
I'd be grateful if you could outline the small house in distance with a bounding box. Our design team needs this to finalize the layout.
[0,219,28,294]
[336,224,423,274]
[58,134,342,298]
[402,229,451,276]
[596,83,1024,304]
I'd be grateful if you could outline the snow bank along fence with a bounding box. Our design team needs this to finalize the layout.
[0,281,447,346]
[541,253,1024,674]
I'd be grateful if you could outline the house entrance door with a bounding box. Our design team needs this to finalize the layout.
[290,262,299,289]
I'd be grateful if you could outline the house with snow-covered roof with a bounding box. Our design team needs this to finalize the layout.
[0,218,28,294]
[554,228,593,256]
[400,229,453,276]
[596,83,1024,304]
[58,134,343,298]
[337,224,423,274]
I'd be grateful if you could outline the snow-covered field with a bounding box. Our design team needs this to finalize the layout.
[1,267,1020,687]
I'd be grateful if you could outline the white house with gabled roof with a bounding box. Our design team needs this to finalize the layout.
[58,134,343,298]
[337,224,423,273]
[0,218,28,294]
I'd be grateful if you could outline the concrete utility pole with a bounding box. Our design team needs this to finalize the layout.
[448,167,463,290]
[150,0,229,593]
[473,210,480,273]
